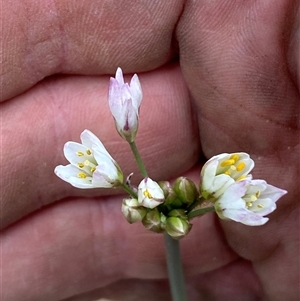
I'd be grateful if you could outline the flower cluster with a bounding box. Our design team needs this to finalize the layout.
[54,68,287,239]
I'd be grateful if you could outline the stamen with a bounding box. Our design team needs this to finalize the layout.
[230,154,240,162]
[225,170,231,175]
[144,190,153,199]
[220,159,235,167]
[78,163,84,168]
[236,162,246,172]
[257,204,264,208]
[255,191,261,198]
[76,151,84,156]
[78,173,87,179]
[91,167,96,173]
[246,202,253,208]
[86,149,92,155]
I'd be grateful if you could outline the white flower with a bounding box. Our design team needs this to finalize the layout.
[138,177,165,209]
[214,179,287,226]
[54,130,123,188]
[200,153,254,200]
[108,67,143,142]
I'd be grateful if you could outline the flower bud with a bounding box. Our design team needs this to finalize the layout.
[142,209,166,233]
[122,198,147,224]
[138,177,165,209]
[173,177,199,204]
[165,217,192,239]
[159,181,183,210]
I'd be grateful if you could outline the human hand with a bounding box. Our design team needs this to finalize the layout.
[2,1,299,301]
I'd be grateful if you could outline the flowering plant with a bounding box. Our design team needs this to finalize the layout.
[54,68,287,301]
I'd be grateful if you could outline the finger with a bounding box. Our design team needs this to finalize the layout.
[3,194,259,301]
[1,64,199,229]
[2,0,183,101]
[177,1,300,299]
[177,0,299,158]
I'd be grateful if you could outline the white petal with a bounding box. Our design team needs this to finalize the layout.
[63,142,94,166]
[129,74,142,109]
[222,207,269,226]
[80,129,106,151]
[54,165,94,189]
[251,198,277,215]
[115,67,124,85]
[211,174,235,198]
[201,158,219,190]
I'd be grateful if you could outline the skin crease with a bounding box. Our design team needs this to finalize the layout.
[1,0,299,300]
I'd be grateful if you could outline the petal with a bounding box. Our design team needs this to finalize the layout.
[80,129,106,151]
[254,180,287,202]
[93,147,118,170]
[92,169,115,188]
[211,174,235,198]
[251,197,277,215]
[54,165,94,189]
[200,158,219,190]
[222,207,269,226]
[143,178,165,199]
[63,142,95,166]
[115,67,124,85]
[129,74,142,109]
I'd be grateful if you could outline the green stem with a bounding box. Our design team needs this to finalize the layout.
[187,207,215,219]
[164,233,188,301]
[186,196,206,213]
[120,183,138,199]
[129,141,148,178]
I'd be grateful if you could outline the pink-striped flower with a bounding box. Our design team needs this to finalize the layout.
[108,67,142,142]
[214,179,287,226]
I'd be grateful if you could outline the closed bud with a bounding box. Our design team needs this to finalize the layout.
[173,177,199,204]
[142,209,166,233]
[122,198,147,224]
[165,217,192,239]
[159,181,183,210]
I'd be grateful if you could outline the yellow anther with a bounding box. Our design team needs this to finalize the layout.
[230,154,240,162]
[143,190,153,199]
[76,151,84,156]
[78,162,84,168]
[236,162,246,172]
[78,173,87,179]
[255,191,261,198]
[246,202,253,208]
[257,204,264,208]
[220,159,235,167]
[91,167,96,173]
[86,149,92,155]
[225,170,231,175]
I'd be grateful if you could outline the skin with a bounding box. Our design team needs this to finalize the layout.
[1,0,299,300]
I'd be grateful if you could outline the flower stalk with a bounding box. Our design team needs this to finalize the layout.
[129,141,148,177]
[164,234,188,301]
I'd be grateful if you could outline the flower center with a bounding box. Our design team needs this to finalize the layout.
[220,154,247,180]
[245,191,264,209]
[75,149,97,179]
[144,190,153,199]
